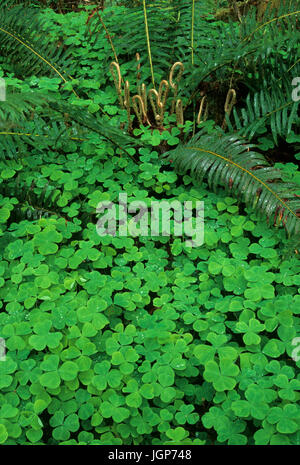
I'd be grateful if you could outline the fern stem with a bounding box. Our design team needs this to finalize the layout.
[143,0,155,88]
[243,10,300,42]
[94,11,120,66]
[0,131,85,141]
[191,0,195,65]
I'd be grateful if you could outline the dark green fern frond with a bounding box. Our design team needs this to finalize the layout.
[1,172,68,224]
[226,81,300,143]
[0,85,140,158]
[89,1,178,82]
[46,99,141,152]
[163,128,300,241]
[240,47,300,93]
[0,3,75,83]
[0,90,50,158]
[0,90,46,125]
[0,122,83,160]
[0,88,81,159]
[241,1,299,43]
[184,1,299,107]
[169,0,216,64]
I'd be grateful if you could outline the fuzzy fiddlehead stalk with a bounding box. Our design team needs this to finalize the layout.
[110,61,124,109]
[132,94,150,126]
[136,52,141,81]
[175,99,184,126]
[169,62,184,114]
[149,88,164,126]
[138,83,148,114]
[124,80,132,132]
[197,95,209,125]
[222,88,236,129]
[158,79,169,116]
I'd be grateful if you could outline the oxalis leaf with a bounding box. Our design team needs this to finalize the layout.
[203,358,240,392]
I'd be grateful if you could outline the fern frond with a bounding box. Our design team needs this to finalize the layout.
[184,1,299,108]
[240,47,300,93]
[0,90,46,124]
[0,82,140,158]
[242,2,299,43]
[226,82,300,143]
[0,3,75,84]
[0,90,50,158]
[163,129,300,240]
[46,99,141,151]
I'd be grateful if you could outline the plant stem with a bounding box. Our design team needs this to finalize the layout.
[191,0,195,65]
[143,0,155,88]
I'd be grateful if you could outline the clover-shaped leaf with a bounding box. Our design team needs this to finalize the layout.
[235,318,265,345]
[267,404,300,434]
[166,427,189,442]
[204,359,240,391]
[29,320,62,350]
